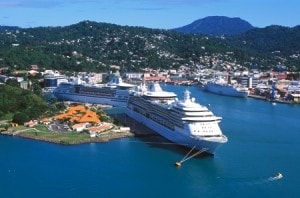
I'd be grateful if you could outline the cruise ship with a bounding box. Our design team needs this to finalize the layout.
[204,76,249,98]
[126,83,228,154]
[53,75,136,107]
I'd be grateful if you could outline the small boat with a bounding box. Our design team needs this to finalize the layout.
[270,172,283,180]
[274,173,283,179]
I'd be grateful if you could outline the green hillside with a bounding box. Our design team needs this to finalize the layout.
[0,21,299,72]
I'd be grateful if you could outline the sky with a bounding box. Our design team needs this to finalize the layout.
[0,0,299,29]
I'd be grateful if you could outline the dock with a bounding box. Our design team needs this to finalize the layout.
[109,113,156,137]
[248,94,295,104]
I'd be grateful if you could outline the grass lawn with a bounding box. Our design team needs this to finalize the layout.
[3,123,132,145]
[34,124,51,132]
[19,130,92,144]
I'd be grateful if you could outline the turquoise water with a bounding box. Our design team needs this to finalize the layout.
[1,85,300,197]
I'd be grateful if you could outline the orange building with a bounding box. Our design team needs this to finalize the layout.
[55,105,101,124]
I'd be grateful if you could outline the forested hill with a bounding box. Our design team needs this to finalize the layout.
[0,21,300,72]
[0,83,48,123]
[0,26,21,31]
[229,25,300,55]
[0,21,235,72]
[227,25,300,70]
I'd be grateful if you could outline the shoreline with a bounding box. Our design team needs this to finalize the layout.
[0,127,135,145]
[0,104,157,145]
[0,113,156,145]
[248,94,296,104]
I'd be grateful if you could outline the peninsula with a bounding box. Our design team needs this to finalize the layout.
[0,104,135,145]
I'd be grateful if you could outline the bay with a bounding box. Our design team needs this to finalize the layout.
[1,84,300,197]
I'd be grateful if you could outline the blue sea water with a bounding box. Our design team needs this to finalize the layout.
[1,84,300,198]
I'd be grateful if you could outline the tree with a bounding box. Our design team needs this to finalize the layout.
[30,79,43,96]
[12,112,30,125]
[5,78,19,87]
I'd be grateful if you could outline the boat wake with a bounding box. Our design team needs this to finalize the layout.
[252,176,283,185]
[217,173,283,186]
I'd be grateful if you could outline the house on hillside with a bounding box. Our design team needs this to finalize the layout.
[40,118,51,125]
[30,65,39,70]
[24,120,38,128]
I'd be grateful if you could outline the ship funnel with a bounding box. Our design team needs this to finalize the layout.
[148,83,163,92]
[183,90,191,101]
[108,75,122,85]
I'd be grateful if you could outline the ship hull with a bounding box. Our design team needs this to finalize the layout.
[126,108,225,155]
[53,92,127,107]
[204,83,249,98]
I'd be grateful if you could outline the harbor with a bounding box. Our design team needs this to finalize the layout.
[1,84,298,197]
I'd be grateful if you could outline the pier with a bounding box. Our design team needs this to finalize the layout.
[248,94,295,104]
[109,112,156,137]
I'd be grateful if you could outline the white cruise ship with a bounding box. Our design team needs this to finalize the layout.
[53,75,136,107]
[204,76,249,98]
[126,83,228,154]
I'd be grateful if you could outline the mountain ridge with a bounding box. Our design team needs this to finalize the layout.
[173,16,255,36]
[0,19,299,72]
